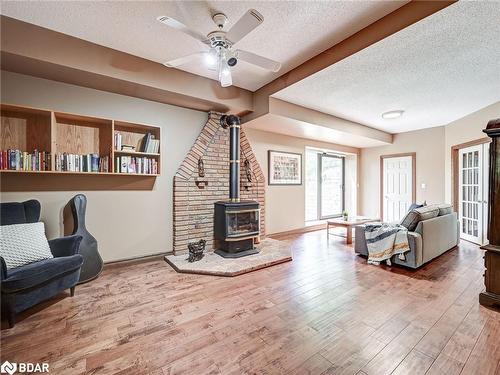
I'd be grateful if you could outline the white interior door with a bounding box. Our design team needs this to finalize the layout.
[459,144,489,244]
[383,156,413,222]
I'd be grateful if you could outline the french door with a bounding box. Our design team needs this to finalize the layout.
[459,144,489,244]
[382,155,413,222]
[319,154,344,219]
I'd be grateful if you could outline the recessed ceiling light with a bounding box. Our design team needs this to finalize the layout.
[382,110,404,119]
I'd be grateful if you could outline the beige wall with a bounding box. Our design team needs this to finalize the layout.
[360,101,500,218]
[360,126,446,218]
[244,128,359,234]
[1,71,207,262]
[444,101,500,203]
[1,71,359,258]
[7,72,492,252]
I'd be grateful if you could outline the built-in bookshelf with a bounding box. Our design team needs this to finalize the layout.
[113,120,160,175]
[53,112,113,173]
[0,105,52,171]
[0,104,161,182]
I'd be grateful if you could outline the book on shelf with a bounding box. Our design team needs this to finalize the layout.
[115,155,158,175]
[140,133,160,154]
[148,139,160,154]
[0,149,51,171]
[114,133,137,151]
[114,133,122,151]
[55,153,110,173]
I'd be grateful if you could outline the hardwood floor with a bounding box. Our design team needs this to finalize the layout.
[1,230,499,375]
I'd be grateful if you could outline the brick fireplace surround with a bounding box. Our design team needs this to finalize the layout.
[173,112,265,255]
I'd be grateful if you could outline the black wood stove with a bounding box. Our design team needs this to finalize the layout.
[214,115,260,258]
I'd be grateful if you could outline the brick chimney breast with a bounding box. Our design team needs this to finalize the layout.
[173,112,265,255]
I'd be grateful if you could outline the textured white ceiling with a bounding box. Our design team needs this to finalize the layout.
[0,0,406,91]
[273,2,500,134]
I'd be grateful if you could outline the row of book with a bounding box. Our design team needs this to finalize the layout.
[0,149,51,171]
[1,150,157,175]
[54,153,110,173]
[115,156,158,175]
[113,132,160,154]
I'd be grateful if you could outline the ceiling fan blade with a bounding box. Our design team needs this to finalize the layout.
[236,50,281,72]
[157,16,209,44]
[226,9,263,44]
[163,52,206,68]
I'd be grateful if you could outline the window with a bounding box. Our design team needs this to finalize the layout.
[306,149,345,221]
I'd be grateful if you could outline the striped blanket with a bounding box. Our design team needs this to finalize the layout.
[364,223,410,265]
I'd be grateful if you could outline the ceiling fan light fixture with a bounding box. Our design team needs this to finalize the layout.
[382,110,404,119]
[220,74,232,87]
[158,9,281,88]
[205,49,218,67]
[219,58,232,87]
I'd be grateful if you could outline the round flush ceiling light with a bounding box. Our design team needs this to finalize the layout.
[382,110,404,119]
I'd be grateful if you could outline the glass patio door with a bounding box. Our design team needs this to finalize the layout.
[319,154,344,219]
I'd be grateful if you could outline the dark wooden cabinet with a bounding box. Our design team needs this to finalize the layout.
[480,118,500,310]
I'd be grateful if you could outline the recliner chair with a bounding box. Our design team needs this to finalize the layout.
[0,200,83,327]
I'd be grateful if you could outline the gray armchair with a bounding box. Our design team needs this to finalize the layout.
[0,200,83,327]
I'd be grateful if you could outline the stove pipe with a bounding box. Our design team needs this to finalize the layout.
[220,114,241,202]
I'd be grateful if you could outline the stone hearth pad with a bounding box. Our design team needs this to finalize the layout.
[164,238,292,276]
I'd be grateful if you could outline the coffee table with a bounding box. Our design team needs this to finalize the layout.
[326,217,380,244]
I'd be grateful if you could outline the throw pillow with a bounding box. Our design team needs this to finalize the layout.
[408,203,423,212]
[400,204,439,231]
[408,200,427,212]
[400,210,419,231]
[436,204,452,216]
[0,222,53,269]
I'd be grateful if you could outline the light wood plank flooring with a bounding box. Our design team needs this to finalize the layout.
[1,230,499,375]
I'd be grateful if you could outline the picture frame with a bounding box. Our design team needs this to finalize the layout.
[268,150,302,185]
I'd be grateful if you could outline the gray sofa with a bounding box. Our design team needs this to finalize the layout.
[354,212,459,269]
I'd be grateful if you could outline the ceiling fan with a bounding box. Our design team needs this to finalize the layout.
[157,9,281,87]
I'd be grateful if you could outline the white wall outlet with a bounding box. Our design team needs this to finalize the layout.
[421,183,426,189]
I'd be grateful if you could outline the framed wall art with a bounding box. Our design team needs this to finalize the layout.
[268,150,302,185]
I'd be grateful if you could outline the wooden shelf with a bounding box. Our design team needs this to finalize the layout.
[114,150,160,157]
[0,170,158,176]
[0,170,53,174]
[113,120,160,174]
[1,103,162,190]
[114,173,159,177]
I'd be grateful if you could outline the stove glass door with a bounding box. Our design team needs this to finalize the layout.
[226,209,259,237]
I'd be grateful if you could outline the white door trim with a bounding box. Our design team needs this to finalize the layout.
[380,153,416,222]
[458,143,489,245]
